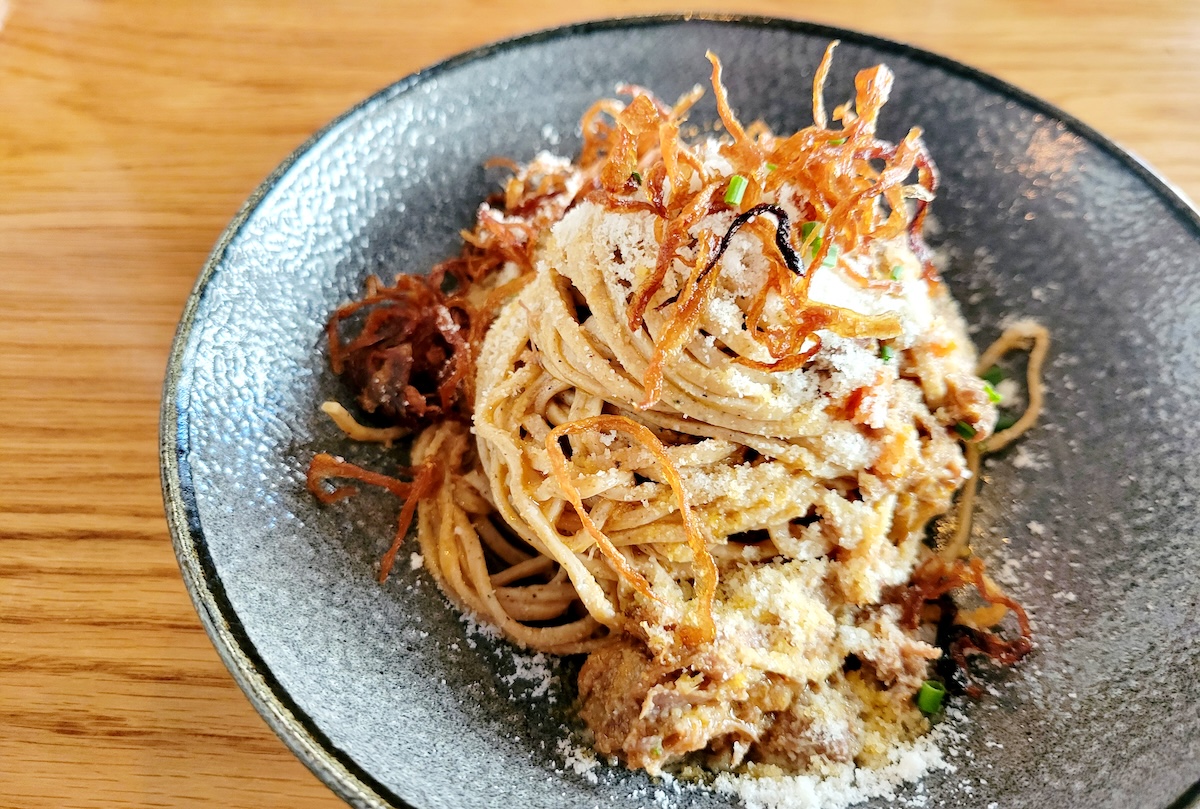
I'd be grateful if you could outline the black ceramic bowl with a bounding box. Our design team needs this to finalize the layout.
[161,15,1200,809]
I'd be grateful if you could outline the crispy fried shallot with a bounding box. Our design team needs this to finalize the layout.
[325,273,470,429]
[577,50,935,407]
[893,555,1033,695]
[306,453,442,582]
[311,155,581,569]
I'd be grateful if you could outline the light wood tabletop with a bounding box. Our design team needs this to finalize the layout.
[1,2,1197,807]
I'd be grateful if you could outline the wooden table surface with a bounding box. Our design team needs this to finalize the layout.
[1,1,1197,807]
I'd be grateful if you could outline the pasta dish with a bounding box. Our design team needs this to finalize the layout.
[306,43,1047,788]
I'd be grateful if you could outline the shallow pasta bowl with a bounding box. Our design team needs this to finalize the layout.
[161,14,1200,809]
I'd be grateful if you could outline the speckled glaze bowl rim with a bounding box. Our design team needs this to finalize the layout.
[159,13,1200,809]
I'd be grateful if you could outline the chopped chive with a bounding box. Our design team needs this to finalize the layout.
[800,221,822,252]
[916,680,946,714]
[981,365,1004,386]
[996,412,1018,431]
[954,421,977,440]
[630,170,642,185]
[890,265,904,281]
[983,380,1002,404]
[828,137,847,146]
[766,162,779,172]
[725,174,749,206]
[650,743,663,758]
[879,344,895,362]
[799,221,838,267]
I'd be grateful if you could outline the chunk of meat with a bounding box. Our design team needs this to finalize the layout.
[577,637,763,773]
[329,274,472,430]
[751,685,863,770]
[578,638,672,764]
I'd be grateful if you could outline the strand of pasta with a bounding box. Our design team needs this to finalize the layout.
[546,414,718,647]
[943,321,1050,560]
[467,273,977,647]
[320,401,409,445]
[410,420,607,653]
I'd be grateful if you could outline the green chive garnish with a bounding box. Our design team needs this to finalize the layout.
[880,344,895,362]
[725,174,748,206]
[829,137,847,146]
[799,221,839,267]
[890,265,904,281]
[630,170,642,185]
[983,380,1002,404]
[981,365,1004,386]
[996,412,1018,431]
[954,421,977,440]
[916,680,946,714]
[766,162,779,172]
[801,221,822,251]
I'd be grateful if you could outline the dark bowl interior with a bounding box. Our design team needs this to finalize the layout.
[162,15,1200,809]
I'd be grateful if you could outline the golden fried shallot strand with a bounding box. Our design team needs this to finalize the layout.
[639,233,718,408]
[305,453,442,582]
[812,40,839,129]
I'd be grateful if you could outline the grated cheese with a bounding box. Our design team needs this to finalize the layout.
[714,730,952,809]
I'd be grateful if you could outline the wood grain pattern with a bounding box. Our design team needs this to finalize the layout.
[0,2,1196,807]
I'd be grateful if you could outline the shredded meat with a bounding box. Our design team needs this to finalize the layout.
[326,272,471,430]
[751,686,861,770]
[579,633,880,774]
[578,638,673,766]
[578,637,764,773]
[854,609,941,690]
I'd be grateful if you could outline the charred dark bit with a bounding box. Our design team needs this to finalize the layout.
[727,528,771,545]
[703,203,805,280]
